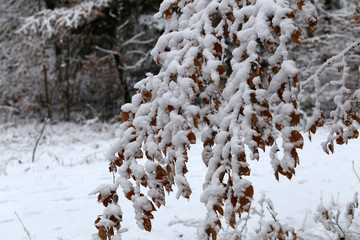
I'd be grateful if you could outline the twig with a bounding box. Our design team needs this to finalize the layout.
[0,122,16,130]
[32,119,48,163]
[0,105,19,112]
[116,19,129,31]
[120,32,145,48]
[95,45,121,56]
[15,212,32,240]
[299,209,309,232]
[335,210,346,239]
[266,206,277,222]
[239,211,250,237]
[352,160,360,183]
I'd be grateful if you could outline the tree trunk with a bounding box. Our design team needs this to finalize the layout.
[43,65,52,120]
[64,38,71,121]
[114,53,131,106]
[325,0,341,10]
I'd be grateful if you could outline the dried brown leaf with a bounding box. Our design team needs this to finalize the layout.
[187,132,196,144]
[214,205,224,216]
[291,30,302,44]
[297,0,304,10]
[142,90,152,102]
[213,42,222,54]
[125,189,135,200]
[98,226,107,240]
[143,218,152,232]
[354,10,360,24]
[121,111,129,122]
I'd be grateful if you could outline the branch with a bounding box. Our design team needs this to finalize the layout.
[95,46,151,62]
[18,0,110,38]
[32,119,48,163]
[335,210,346,239]
[266,206,278,222]
[0,105,20,112]
[0,43,11,60]
[352,160,360,184]
[120,32,155,48]
[316,4,350,21]
[120,32,145,48]
[124,38,155,47]
[95,46,120,56]
[15,212,32,240]
[126,50,148,56]
[120,51,151,71]
[95,32,154,58]
[117,19,129,31]
[301,34,351,44]
[302,40,360,88]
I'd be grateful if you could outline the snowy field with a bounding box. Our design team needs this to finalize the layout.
[1,122,360,239]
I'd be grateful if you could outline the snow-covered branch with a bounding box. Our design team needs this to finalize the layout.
[100,0,319,239]
[0,106,20,112]
[95,46,151,70]
[120,32,155,48]
[18,0,110,38]
[302,39,360,89]
[95,46,121,56]
[119,51,151,71]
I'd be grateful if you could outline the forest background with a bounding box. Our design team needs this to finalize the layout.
[0,0,359,123]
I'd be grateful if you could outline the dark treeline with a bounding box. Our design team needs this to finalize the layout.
[0,0,162,122]
[0,0,359,122]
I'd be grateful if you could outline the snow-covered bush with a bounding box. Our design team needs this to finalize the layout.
[315,193,359,240]
[94,0,360,239]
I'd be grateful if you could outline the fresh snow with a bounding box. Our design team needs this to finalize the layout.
[1,122,360,239]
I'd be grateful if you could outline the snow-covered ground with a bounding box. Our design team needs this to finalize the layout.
[1,122,360,239]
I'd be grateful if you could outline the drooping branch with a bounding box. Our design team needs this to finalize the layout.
[94,0,323,239]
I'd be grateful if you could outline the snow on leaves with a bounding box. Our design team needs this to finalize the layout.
[96,0,323,239]
[91,183,123,240]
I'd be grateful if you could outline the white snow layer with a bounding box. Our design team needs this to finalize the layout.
[1,122,360,239]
